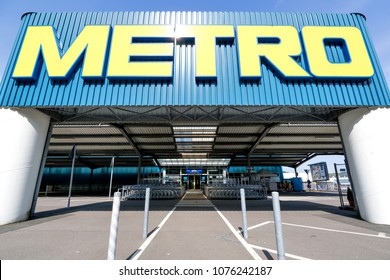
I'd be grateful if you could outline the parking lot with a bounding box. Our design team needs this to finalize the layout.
[0,190,389,260]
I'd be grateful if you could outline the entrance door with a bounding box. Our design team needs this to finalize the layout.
[189,175,201,190]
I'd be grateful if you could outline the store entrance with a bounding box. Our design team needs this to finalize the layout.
[189,175,201,190]
[182,174,207,190]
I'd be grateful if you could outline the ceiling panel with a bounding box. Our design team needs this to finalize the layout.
[47,119,344,168]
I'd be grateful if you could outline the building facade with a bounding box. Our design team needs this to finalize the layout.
[1,11,390,225]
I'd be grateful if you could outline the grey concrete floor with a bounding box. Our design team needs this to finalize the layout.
[0,190,389,260]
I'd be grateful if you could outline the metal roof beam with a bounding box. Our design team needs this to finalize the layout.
[110,124,142,157]
[248,123,279,155]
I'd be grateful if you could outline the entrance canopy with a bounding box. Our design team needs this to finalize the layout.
[45,110,343,169]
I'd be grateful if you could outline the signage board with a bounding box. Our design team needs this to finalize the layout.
[186,169,203,174]
[309,162,329,182]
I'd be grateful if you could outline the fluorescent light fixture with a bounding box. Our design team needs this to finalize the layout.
[158,158,230,166]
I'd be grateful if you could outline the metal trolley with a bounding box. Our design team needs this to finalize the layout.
[204,184,267,200]
[119,183,185,200]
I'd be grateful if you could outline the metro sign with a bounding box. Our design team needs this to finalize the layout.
[12,25,374,81]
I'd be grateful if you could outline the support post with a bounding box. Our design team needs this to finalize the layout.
[67,145,77,208]
[0,108,50,225]
[143,187,151,238]
[107,192,121,260]
[108,157,115,199]
[334,163,345,208]
[272,192,285,260]
[137,156,141,184]
[338,108,390,224]
[30,123,53,217]
[162,168,166,185]
[240,188,248,239]
[247,157,251,184]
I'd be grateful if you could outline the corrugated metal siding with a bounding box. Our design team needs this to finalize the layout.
[0,11,389,107]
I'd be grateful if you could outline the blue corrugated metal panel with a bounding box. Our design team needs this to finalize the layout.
[0,11,389,107]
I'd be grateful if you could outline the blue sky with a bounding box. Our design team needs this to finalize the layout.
[0,0,388,173]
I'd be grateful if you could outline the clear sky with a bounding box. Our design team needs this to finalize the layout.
[0,0,388,173]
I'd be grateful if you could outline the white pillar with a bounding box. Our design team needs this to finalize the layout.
[162,168,166,184]
[0,108,50,225]
[338,107,390,225]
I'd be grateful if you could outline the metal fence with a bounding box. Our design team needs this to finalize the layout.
[119,183,185,200]
[204,184,267,200]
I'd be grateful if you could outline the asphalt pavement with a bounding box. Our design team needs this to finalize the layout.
[0,190,389,260]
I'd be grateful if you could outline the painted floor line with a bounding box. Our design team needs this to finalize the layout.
[282,222,390,239]
[130,206,176,260]
[214,206,262,260]
[247,221,273,231]
[246,220,389,240]
[130,193,190,260]
[249,244,312,260]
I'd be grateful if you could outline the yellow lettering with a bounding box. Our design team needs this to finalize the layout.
[175,25,234,79]
[12,24,374,82]
[237,26,310,79]
[301,26,374,78]
[107,25,174,78]
[12,25,110,80]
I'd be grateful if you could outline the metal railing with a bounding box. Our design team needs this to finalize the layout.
[204,184,267,200]
[119,183,185,200]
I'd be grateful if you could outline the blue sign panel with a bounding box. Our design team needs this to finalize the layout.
[186,169,203,174]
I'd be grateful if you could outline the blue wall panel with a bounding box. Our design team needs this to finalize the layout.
[0,11,389,107]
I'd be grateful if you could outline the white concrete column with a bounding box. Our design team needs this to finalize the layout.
[0,108,50,225]
[338,107,390,225]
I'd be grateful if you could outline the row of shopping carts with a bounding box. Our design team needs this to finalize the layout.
[204,184,267,200]
[119,183,185,200]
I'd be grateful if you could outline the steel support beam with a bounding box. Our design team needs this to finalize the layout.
[111,124,142,157]
[248,123,279,155]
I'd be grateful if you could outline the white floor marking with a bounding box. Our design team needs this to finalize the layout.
[130,193,190,260]
[247,221,273,231]
[130,206,176,260]
[282,222,390,239]
[214,206,262,260]
[206,192,261,260]
[249,244,312,260]
[244,221,389,240]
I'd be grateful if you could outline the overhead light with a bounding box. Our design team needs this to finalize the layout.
[175,138,214,142]
[173,126,217,135]
[173,126,217,131]
[158,158,230,167]
[181,153,208,158]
